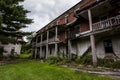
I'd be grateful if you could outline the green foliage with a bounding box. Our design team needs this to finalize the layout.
[0,61,112,80]
[46,56,62,64]
[75,55,92,65]
[0,0,33,43]
[0,36,17,44]
[7,52,20,60]
[21,43,32,53]
[98,58,120,69]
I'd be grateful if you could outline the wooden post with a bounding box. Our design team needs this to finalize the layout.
[90,35,97,65]
[35,37,38,59]
[46,31,49,59]
[88,9,97,66]
[55,43,58,56]
[55,27,58,56]
[40,34,43,59]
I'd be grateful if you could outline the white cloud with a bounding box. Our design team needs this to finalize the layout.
[22,0,81,32]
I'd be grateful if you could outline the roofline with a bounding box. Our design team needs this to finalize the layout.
[37,0,83,33]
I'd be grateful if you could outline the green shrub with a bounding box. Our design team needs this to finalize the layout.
[46,56,62,64]
[111,61,120,69]
[75,55,92,65]
[98,58,120,69]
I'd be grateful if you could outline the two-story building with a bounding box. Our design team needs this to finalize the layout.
[31,0,120,64]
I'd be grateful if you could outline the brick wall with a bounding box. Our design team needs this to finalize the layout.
[69,12,75,22]
[80,22,89,32]
[58,32,66,43]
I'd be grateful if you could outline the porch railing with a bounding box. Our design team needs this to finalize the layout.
[48,37,60,42]
[48,37,55,42]
[92,15,120,31]
[42,40,47,44]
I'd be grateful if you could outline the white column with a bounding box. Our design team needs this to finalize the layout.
[55,27,58,56]
[46,31,49,59]
[55,44,58,56]
[34,48,37,59]
[88,9,97,66]
[55,26,58,40]
[88,9,93,31]
[35,37,38,59]
[40,34,43,58]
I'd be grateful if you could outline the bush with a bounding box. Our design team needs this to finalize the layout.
[75,55,92,65]
[46,56,62,64]
[98,58,120,69]
[111,61,120,69]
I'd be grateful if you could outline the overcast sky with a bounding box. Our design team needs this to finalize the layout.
[22,0,81,32]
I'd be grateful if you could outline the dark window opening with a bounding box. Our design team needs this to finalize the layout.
[103,39,113,53]
[37,36,41,43]
[50,47,52,55]
[65,15,69,24]
[36,47,40,58]
[11,48,15,55]
[0,46,4,56]
[75,25,80,33]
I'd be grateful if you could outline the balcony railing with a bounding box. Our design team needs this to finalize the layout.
[92,15,120,31]
[48,37,55,42]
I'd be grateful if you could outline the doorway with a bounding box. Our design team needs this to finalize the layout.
[103,39,113,53]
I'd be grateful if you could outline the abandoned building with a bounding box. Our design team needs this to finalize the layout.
[0,35,22,56]
[31,0,120,63]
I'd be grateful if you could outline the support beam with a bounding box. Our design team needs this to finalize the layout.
[35,37,38,59]
[55,26,58,56]
[55,43,58,56]
[46,31,49,59]
[88,9,97,66]
[55,26,58,40]
[35,48,37,59]
[39,47,41,58]
[88,9,93,31]
[90,35,97,65]
[68,40,72,60]
[40,34,43,59]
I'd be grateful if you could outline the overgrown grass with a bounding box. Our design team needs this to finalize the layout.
[0,61,112,80]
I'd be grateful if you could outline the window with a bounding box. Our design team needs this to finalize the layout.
[11,47,15,55]
[65,15,69,24]
[103,39,113,53]
[75,25,80,33]
[37,36,41,43]
[0,46,4,55]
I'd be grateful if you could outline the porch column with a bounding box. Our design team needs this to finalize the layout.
[88,9,97,66]
[46,31,49,59]
[55,26,58,56]
[35,37,38,59]
[68,40,72,60]
[35,48,37,59]
[40,34,43,58]
[55,26,58,40]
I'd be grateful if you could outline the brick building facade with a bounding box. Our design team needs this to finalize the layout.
[31,0,120,64]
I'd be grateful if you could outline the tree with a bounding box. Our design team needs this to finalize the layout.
[0,0,33,44]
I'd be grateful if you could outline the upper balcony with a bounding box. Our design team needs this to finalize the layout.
[92,15,120,31]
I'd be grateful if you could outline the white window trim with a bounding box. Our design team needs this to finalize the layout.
[65,15,69,24]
